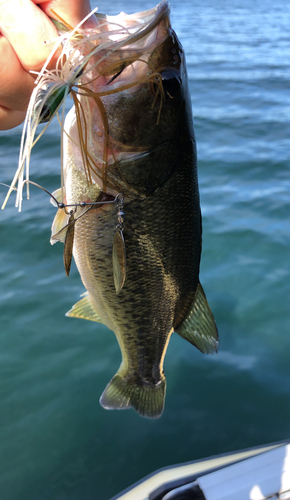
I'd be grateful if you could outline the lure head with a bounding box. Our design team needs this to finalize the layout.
[35,84,68,123]
[34,65,85,124]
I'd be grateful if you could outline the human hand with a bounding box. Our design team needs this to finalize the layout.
[0,0,95,130]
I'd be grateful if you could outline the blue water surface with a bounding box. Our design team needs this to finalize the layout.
[0,0,290,499]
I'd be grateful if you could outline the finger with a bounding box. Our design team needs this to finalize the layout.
[0,36,36,111]
[0,0,59,72]
[0,105,26,130]
[34,0,97,29]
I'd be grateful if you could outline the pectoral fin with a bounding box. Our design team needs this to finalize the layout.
[50,187,65,207]
[51,205,90,245]
[50,208,70,244]
[176,283,219,354]
[66,292,103,323]
[50,187,69,244]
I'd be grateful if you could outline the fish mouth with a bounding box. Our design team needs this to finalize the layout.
[85,0,171,85]
[62,0,187,199]
[95,1,170,46]
[66,1,175,194]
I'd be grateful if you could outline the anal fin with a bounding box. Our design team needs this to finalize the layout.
[176,282,219,354]
[66,292,103,323]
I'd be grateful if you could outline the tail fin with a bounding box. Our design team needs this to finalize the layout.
[100,372,166,419]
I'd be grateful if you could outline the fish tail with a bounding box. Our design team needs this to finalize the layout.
[100,372,166,419]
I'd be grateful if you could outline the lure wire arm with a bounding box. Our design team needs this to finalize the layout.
[20,180,123,211]
[115,193,125,234]
[1,180,124,212]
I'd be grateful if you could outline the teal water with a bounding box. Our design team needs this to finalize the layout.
[1,0,290,499]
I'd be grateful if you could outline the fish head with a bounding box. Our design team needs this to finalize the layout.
[67,0,194,198]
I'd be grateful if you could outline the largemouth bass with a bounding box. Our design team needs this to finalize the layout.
[3,1,218,418]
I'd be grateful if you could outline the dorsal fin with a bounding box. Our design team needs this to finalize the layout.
[176,283,219,354]
[66,292,103,323]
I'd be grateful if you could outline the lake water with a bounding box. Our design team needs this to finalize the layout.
[0,0,290,499]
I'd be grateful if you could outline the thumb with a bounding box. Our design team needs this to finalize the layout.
[0,0,59,72]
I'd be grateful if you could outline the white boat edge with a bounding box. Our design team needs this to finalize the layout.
[110,439,290,500]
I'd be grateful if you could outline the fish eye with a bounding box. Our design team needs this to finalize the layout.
[152,70,182,101]
[161,70,182,99]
